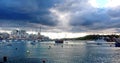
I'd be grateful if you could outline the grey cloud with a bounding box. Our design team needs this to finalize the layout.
[52,0,120,32]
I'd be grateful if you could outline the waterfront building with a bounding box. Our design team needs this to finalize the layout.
[11,30,28,39]
[28,34,38,40]
[37,32,42,39]
[0,29,50,41]
[0,33,10,40]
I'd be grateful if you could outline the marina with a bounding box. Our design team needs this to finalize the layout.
[0,40,120,63]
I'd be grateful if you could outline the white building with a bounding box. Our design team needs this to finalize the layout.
[11,30,28,39]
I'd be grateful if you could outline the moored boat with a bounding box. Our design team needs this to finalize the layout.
[55,39,64,43]
[115,42,120,47]
[112,37,120,47]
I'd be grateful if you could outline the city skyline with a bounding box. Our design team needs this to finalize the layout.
[0,0,120,38]
[0,29,87,39]
[0,29,50,40]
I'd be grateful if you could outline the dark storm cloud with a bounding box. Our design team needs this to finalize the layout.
[0,0,60,28]
[0,8,32,20]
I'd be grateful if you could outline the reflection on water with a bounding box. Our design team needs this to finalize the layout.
[0,40,120,63]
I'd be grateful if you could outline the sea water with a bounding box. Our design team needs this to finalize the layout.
[0,40,120,63]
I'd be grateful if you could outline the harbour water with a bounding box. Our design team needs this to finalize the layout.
[0,40,120,63]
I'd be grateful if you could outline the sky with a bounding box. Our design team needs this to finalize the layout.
[0,0,120,39]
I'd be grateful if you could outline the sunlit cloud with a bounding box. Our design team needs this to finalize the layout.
[106,0,120,8]
[89,0,120,8]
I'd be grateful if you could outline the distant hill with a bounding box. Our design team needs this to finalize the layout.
[63,35,119,41]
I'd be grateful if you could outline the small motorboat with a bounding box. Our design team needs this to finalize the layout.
[55,39,64,43]
[30,41,36,45]
[6,43,12,46]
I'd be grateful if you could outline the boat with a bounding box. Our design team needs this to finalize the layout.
[7,44,12,46]
[55,39,64,43]
[112,37,120,47]
[95,39,106,45]
[30,41,36,45]
[115,42,120,47]
[55,32,65,43]
[2,40,6,42]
